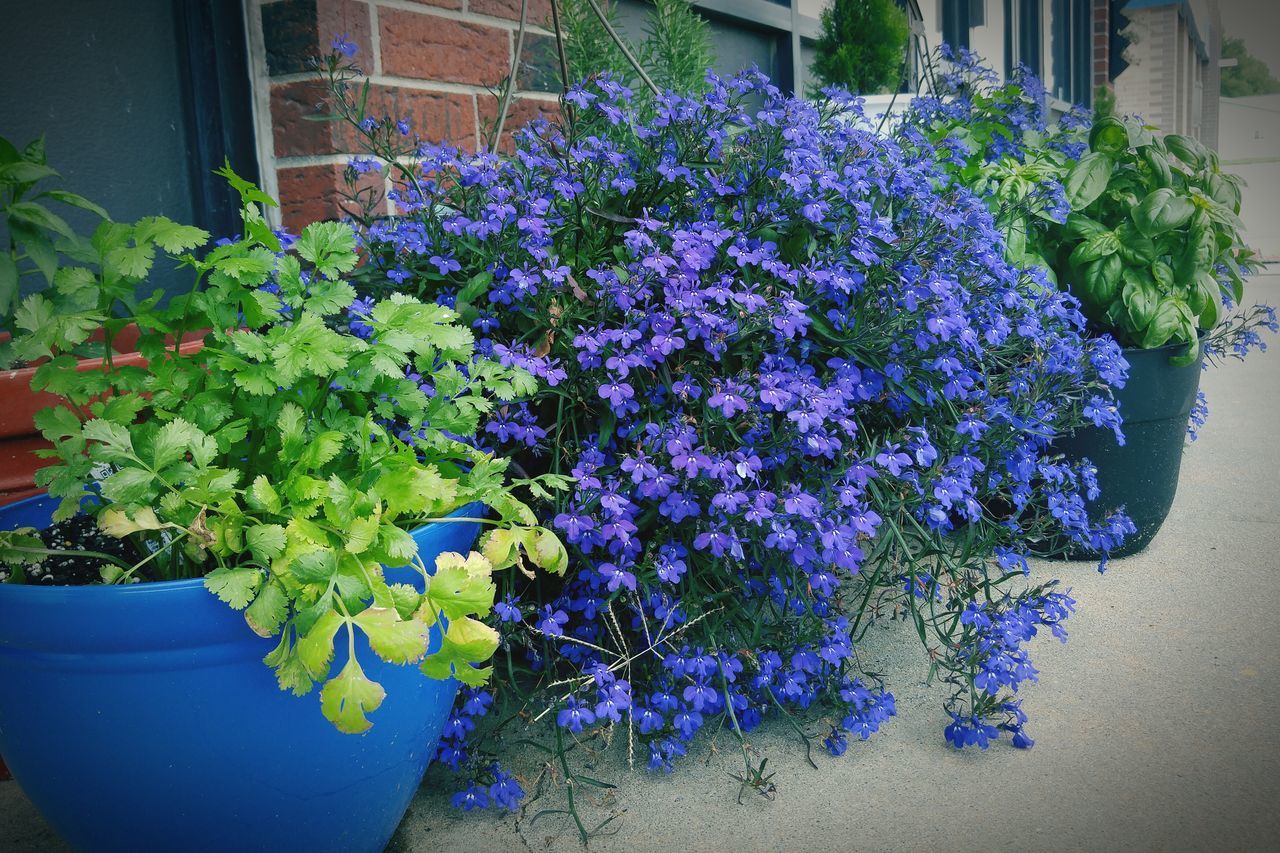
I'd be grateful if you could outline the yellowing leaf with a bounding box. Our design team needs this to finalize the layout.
[98,506,167,538]
[245,579,289,637]
[530,528,569,575]
[296,608,343,679]
[426,553,496,620]
[445,615,500,661]
[320,659,385,734]
[353,607,431,664]
[480,528,520,570]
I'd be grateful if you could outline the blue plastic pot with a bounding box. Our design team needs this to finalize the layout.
[0,494,480,853]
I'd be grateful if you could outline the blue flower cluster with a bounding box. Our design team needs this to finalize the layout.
[323,51,1132,810]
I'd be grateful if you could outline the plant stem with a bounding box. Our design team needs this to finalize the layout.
[490,0,530,155]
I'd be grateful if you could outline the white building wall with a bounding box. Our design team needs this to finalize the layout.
[1219,95,1280,260]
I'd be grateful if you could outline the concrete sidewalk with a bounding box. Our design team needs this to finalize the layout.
[4,292,1279,852]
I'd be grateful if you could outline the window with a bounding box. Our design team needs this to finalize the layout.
[0,0,258,294]
[941,0,972,50]
[1051,0,1092,105]
[1004,0,1043,78]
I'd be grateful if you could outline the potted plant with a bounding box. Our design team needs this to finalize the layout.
[1040,109,1273,555]
[0,174,567,852]
[903,60,1274,558]
[0,135,205,503]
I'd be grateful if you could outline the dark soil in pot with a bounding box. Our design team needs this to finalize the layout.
[0,514,138,585]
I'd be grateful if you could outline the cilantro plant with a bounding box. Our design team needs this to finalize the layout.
[0,172,568,733]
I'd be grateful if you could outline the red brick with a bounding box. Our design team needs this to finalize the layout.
[318,0,373,59]
[345,86,477,150]
[277,164,384,232]
[261,0,321,76]
[273,81,477,156]
[470,0,551,25]
[399,0,463,9]
[272,80,340,158]
[477,94,560,154]
[379,8,510,86]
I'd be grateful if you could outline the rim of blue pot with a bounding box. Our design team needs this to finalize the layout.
[0,493,485,600]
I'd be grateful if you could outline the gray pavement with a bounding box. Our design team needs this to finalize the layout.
[4,283,1279,852]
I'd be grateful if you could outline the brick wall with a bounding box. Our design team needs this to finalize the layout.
[251,0,560,231]
[1092,0,1109,93]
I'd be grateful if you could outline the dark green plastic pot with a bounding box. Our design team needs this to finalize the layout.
[1058,338,1204,558]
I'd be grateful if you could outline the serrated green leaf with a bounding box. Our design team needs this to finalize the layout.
[274,651,316,696]
[387,583,422,620]
[214,251,274,284]
[481,527,520,570]
[376,462,459,517]
[299,431,346,470]
[248,475,283,513]
[304,279,356,315]
[106,242,157,280]
[345,514,380,554]
[151,417,199,469]
[245,579,289,637]
[205,565,264,609]
[98,467,155,503]
[372,524,417,567]
[133,215,209,253]
[246,524,288,562]
[296,221,359,279]
[270,313,354,385]
[290,547,339,583]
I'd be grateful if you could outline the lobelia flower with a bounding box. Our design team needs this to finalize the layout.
[323,52,1146,805]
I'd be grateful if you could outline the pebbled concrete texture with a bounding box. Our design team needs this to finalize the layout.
[4,282,1279,852]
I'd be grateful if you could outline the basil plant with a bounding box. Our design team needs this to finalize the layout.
[0,169,568,733]
[1049,111,1262,364]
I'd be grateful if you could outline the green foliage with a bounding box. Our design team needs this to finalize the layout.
[0,135,111,353]
[0,173,568,733]
[558,0,714,96]
[1220,35,1280,97]
[1046,110,1260,362]
[811,0,910,95]
[913,61,1262,363]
